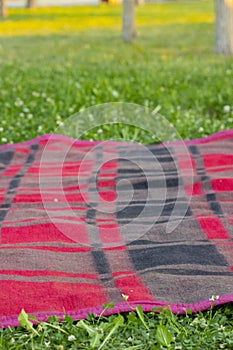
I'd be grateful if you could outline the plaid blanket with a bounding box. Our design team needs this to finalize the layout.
[0,131,233,327]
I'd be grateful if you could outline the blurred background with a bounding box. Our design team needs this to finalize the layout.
[0,0,232,144]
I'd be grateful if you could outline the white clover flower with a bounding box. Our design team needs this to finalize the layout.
[111,89,119,98]
[37,125,43,132]
[199,127,204,132]
[0,127,4,132]
[88,113,94,122]
[209,295,219,302]
[68,335,76,341]
[69,107,74,113]
[1,137,7,143]
[14,99,23,107]
[23,107,30,113]
[19,112,25,118]
[56,121,64,127]
[27,114,33,119]
[97,128,103,134]
[32,91,40,97]
[223,105,231,113]
[46,97,53,103]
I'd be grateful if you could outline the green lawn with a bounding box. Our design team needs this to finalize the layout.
[0,1,233,348]
[0,0,232,145]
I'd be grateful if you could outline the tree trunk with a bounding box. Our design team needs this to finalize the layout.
[215,0,233,55]
[122,0,136,42]
[26,0,36,8]
[0,0,7,18]
[135,0,144,5]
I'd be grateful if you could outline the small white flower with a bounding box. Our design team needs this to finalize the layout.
[223,105,231,113]
[122,293,129,301]
[37,125,43,132]
[218,325,225,331]
[0,127,4,132]
[56,121,64,127]
[27,114,33,119]
[97,128,103,134]
[1,137,7,143]
[68,335,76,341]
[88,113,94,122]
[32,91,40,97]
[19,112,25,118]
[111,89,119,98]
[14,99,23,107]
[23,107,30,113]
[209,295,219,302]
[199,127,204,132]
[46,97,53,103]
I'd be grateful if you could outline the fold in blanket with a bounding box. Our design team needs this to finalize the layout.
[0,130,233,327]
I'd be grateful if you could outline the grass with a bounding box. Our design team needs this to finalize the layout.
[0,303,233,349]
[0,0,233,348]
[0,1,232,145]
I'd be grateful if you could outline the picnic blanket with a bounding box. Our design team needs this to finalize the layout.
[0,130,233,328]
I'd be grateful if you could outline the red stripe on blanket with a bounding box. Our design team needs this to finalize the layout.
[203,154,233,168]
[1,223,88,244]
[0,281,107,316]
[184,182,204,196]
[114,275,154,301]
[197,217,230,240]
[13,193,88,203]
[0,270,98,279]
[211,178,233,192]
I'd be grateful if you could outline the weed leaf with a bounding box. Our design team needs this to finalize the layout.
[98,314,124,350]
[156,324,172,347]
[135,305,149,331]
[18,309,39,336]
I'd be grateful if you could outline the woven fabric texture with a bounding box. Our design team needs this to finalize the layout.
[0,131,232,327]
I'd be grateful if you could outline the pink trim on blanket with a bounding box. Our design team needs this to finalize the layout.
[0,294,232,328]
[0,129,233,150]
